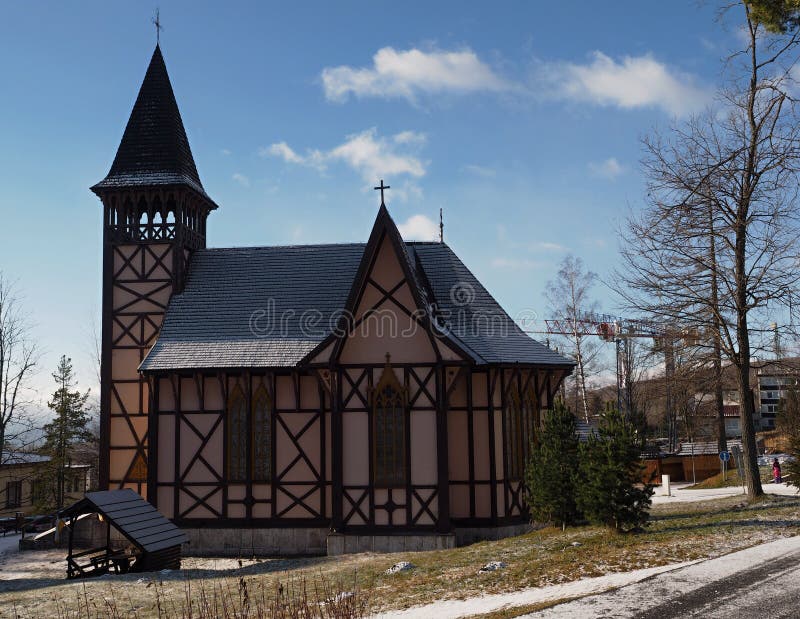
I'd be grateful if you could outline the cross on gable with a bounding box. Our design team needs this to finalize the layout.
[374,179,390,206]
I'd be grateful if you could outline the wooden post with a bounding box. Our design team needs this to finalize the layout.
[331,367,343,531]
[67,515,75,578]
[435,365,451,533]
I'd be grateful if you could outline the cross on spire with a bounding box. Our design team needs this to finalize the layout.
[374,179,390,206]
[152,8,163,44]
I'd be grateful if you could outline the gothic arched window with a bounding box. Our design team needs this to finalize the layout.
[372,358,407,487]
[227,381,273,482]
[251,383,272,482]
[227,384,248,481]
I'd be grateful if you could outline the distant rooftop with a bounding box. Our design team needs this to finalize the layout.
[1,452,50,466]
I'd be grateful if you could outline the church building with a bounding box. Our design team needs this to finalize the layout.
[93,45,574,555]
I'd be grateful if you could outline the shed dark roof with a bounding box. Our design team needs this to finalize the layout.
[91,45,215,206]
[140,239,573,371]
[62,489,187,553]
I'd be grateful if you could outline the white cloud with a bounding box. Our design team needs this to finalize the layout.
[588,157,625,180]
[263,128,426,183]
[464,164,496,178]
[491,257,544,270]
[699,37,716,51]
[264,142,306,165]
[393,130,427,145]
[232,172,250,187]
[530,241,567,252]
[322,47,510,103]
[540,51,710,116]
[398,214,439,240]
[330,129,425,179]
[221,148,232,156]
[390,180,424,203]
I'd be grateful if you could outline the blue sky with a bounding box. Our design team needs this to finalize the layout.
[0,1,742,401]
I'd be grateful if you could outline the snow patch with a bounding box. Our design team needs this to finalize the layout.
[477,561,507,573]
[386,561,415,575]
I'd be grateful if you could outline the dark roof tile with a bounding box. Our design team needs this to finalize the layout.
[140,241,573,371]
[92,45,214,205]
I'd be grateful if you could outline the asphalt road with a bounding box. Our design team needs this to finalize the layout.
[529,535,800,618]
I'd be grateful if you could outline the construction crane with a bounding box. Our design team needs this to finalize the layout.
[523,313,696,450]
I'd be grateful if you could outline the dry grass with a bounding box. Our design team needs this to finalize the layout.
[686,466,772,489]
[1,495,799,618]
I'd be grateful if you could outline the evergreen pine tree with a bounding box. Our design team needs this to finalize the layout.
[525,399,580,530]
[576,405,653,532]
[39,355,91,511]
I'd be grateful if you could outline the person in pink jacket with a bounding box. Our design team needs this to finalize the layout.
[773,458,782,484]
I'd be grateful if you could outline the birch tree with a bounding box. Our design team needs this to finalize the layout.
[546,255,602,422]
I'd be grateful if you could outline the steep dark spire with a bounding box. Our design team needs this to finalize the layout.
[92,45,214,205]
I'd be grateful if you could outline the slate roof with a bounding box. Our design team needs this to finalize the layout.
[91,45,216,207]
[62,489,188,553]
[675,440,742,456]
[140,240,574,371]
[411,243,570,365]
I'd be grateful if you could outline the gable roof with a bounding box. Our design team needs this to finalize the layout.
[321,204,469,363]
[139,234,573,371]
[91,45,216,207]
[61,489,187,553]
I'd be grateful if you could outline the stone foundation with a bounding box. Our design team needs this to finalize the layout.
[326,532,455,555]
[179,524,531,556]
[453,523,532,546]
[182,527,329,556]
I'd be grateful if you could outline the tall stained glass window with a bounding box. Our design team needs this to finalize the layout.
[227,381,273,482]
[227,384,248,481]
[251,383,272,481]
[373,358,407,487]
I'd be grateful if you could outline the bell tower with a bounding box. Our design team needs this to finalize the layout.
[92,45,218,493]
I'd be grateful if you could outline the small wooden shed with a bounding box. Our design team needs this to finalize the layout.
[61,489,188,579]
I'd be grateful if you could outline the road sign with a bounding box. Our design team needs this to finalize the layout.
[719,451,730,462]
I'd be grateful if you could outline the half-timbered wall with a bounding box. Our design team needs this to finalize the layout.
[100,189,210,493]
[106,240,174,496]
[150,371,330,526]
[336,363,440,531]
[147,363,567,532]
[133,216,571,535]
[447,366,567,525]
[335,232,446,531]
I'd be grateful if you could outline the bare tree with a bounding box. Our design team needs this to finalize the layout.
[546,256,602,422]
[619,336,664,444]
[0,272,39,460]
[617,2,800,499]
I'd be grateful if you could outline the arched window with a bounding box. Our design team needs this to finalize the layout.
[227,380,273,482]
[251,383,272,481]
[372,356,407,487]
[227,384,248,481]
